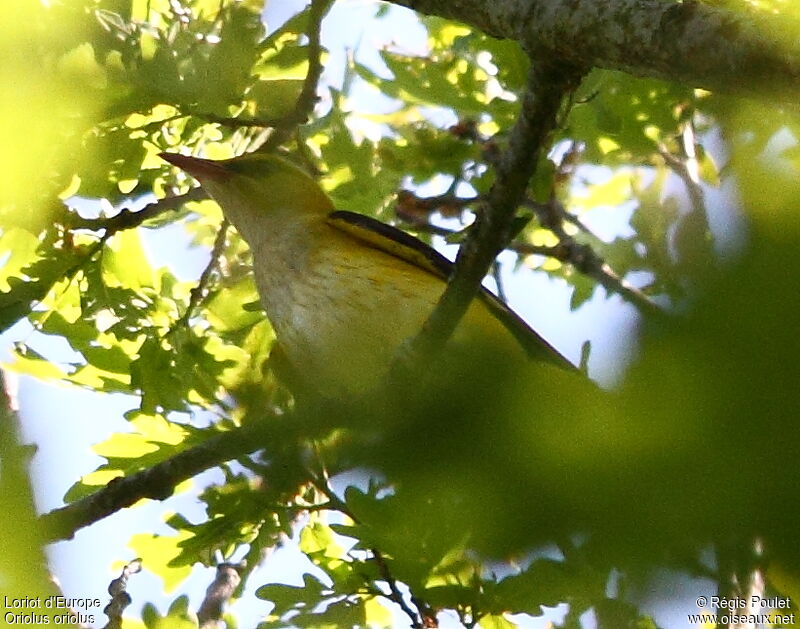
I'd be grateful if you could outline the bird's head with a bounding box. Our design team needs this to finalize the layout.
[160,152,334,237]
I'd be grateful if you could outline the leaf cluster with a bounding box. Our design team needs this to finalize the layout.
[3,1,800,628]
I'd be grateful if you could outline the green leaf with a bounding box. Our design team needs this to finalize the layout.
[5,346,69,381]
[64,411,196,502]
[256,574,328,617]
[488,559,596,617]
[102,229,155,290]
[570,171,634,211]
[696,145,720,187]
[129,336,182,412]
[205,277,262,332]
[0,228,40,292]
[291,597,369,628]
[129,531,194,592]
[247,78,305,119]
[479,614,518,629]
[566,69,690,164]
[141,594,198,629]
[569,274,596,310]
[193,4,264,112]
[299,521,349,576]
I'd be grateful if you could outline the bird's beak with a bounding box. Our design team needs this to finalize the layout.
[159,152,231,182]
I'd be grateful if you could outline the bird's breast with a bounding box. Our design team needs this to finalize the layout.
[246,221,524,396]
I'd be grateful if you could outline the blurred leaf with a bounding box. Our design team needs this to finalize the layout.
[7,2,800,628]
[102,229,156,290]
[130,532,194,593]
[247,78,305,119]
[569,273,596,310]
[479,615,518,629]
[567,70,691,164]
[0,228,40,292]
[256,573,328,617]
[141,595,198,629]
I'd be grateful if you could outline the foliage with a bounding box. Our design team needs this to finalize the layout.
[2,0,800,628]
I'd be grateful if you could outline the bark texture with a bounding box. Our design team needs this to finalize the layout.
[389,0,800,99]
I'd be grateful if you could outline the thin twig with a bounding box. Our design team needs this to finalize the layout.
[396,195,663,315]
[291,0,330,123]
[259,0,331,152]
[0,234,109,335]
[395,189,480,221]
[168,218,231,336]
[659,144,708,237]
[657,121,718,278]
[69,188,207,235]
[491,261,508,303]
[515,239,662,315]
[526,196,593,237]
[192,0,331,138]
[309,476,433,628]
[197,113,286,129]
[395,218,456,239]
[0,188,209,334]
[530,196,665,314]
[374,550,427,628]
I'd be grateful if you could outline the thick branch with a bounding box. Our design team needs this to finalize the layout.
[389,0,800,101]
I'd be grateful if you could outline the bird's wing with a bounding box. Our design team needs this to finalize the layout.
[326,210,574,369]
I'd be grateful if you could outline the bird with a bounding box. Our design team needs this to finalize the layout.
[159,151,573,398]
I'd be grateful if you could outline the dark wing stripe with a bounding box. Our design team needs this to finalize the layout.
[326,210,574,370]
[328,210,452,279]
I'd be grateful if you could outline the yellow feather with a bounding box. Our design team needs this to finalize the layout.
[160,151,572,396]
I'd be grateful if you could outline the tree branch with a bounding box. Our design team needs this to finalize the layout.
[197,563,244,629]
[194,113,287,129]
[388,0,800,101]
[40,420,275,542]
[515,239,662,316]
[397,208,661,315]
[394,61,586,373]
[373,550,428,628]
[0,188,208,334]
[69,188,207,235]
[259,0,332,152]
[167,218,231,336]
[0,233,109,335]
[310,477,435,628]
[658,124,717,277]
[528,198,665,316]
[195,0,328,139]
[103,558,142,629]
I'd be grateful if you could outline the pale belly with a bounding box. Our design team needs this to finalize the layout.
[249,225,525,396]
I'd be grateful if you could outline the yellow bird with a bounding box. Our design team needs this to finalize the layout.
[160,151,572,397]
